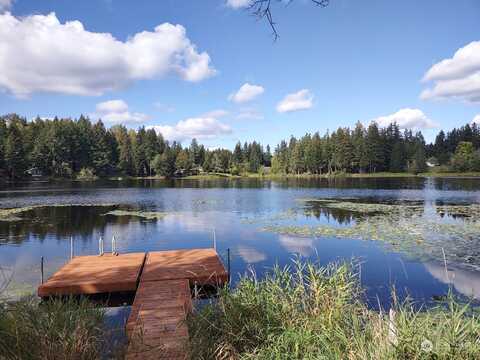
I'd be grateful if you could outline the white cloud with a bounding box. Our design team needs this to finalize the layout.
[92,99,149,125]
[236,108,264,120]
[473,114,480,125]
[0,12,216,97]
[0,0,13,12]
[372,108,437,129]
[148,111,232,142]
[421,41,480,103]
[276,89,314,113]
[226,0,251,9]
[228,83,264,103]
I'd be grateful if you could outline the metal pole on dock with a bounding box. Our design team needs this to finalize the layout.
[70,236,74,259]
[213,228,216,250]
[99,236,104,255]
[112,235,116,254]
[40,256,44,284]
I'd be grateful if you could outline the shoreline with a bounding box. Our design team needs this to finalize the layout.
[2,171,480,185]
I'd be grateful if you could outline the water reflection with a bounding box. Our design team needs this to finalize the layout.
[278,235,315,257]
[0,205,157,245]
[1,177,480,308]
[424,262,480,300]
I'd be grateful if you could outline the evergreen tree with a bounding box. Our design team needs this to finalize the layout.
[352,122,368,173]
[232,142,243,165]
[202,151,214,173]
[0,118,7,169]
[5,123,27,178]
[134,127,148,176]
[91,121,113,176]
[365,122,384,172]
[154,148,176,178]
[390,142,406,172]
[409,143,427,174]
[112,125,135,175]
[189,138,201,167]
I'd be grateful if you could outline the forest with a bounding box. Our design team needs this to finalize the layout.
[0,113,479,179]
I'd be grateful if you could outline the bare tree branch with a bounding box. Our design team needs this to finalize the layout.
[248,0,330,40]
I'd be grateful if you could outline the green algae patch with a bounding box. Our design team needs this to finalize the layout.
[261,199,480,270]
[298,198,424,215]
[0,204,118,222]
[104,209,167,220]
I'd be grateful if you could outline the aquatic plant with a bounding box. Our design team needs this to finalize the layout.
[104,209,167,220]
[188,261,480,359]
[258,199,480,270]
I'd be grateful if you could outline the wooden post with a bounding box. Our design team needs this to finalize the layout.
[40,256,44,284]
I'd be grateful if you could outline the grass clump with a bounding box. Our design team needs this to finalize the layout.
[0,297,114,360]
[188,261,480,359]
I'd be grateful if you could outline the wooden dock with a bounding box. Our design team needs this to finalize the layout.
[38,248,228,360]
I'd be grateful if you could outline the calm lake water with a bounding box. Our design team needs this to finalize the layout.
[1,177,480,309]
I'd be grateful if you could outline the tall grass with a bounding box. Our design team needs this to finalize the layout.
[0,296,116,360]
[188,261,480,359]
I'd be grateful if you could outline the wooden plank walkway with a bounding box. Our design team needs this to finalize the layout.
[37,248,228,360]
[126,249,228,359]
[38,252,146,297]
[125,279,192,359]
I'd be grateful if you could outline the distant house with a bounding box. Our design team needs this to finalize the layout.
[26,167,43,177]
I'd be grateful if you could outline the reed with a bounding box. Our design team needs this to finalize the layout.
[0,296,123,360]
[188,260,480,359]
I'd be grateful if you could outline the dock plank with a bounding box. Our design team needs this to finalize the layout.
[141,249,228,285]
[126,279,191,360]
[38,253,146,297]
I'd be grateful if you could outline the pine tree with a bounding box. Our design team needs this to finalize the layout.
[189,138,200,167]
[5,123,27,178]
[112,125,134,175]
[352,122,368,173]
[0,118,7,170]
[390,142,406,172]
[232,142,243,165]
[366,122,384,172]
[134,127,148,176]
[91,121,113,176]
[154,148,176,178]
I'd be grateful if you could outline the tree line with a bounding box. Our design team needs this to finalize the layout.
[0,113,479,179]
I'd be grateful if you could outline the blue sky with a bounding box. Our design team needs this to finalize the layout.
[0,0,479,148]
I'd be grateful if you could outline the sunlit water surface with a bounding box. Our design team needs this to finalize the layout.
[1,177,480,311]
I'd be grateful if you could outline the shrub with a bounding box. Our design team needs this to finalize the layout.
[77,167,98,181]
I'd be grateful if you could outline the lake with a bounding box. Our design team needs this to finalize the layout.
[1,177,480,309]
